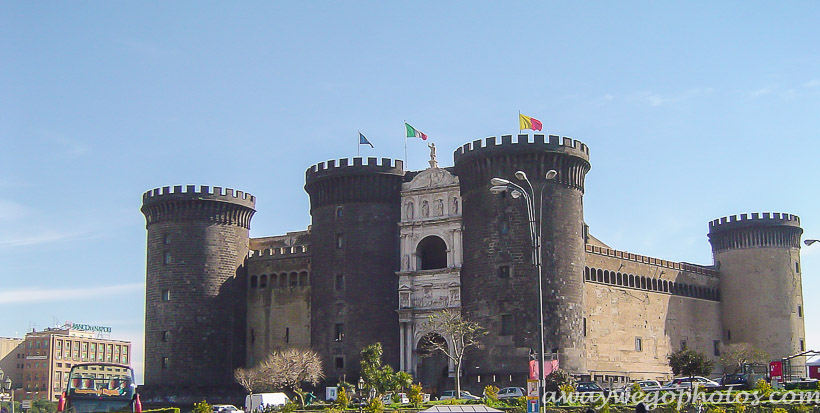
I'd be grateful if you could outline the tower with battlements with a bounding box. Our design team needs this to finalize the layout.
[141,185,255,389]
[708,213,806,360]
[453,134,591,380]
[304,157,405,378]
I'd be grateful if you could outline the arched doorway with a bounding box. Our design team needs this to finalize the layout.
[417,333,450,395]
[416,236,447,270]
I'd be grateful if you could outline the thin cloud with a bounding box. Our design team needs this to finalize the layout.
[630,87,713,107]
[749,87,775,97]
[0,230,91,247]
[804,79,820,88]
[0,283,144,304]
[0,200,30,221]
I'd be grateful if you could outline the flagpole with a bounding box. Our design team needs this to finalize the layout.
[357,131,360,157]
[404,121,408,167]
[519,110,522,135]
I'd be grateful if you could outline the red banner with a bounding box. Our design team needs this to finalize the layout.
[769,361,782,381]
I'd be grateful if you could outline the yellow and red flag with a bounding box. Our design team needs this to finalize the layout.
[519,114,543,131]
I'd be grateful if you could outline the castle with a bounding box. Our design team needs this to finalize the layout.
[140,133,806,396]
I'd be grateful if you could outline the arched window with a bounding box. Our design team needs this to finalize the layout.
[652,278,658,291]
[663,280,669,292]
[616,272,622,285]
[279,273,288,288]
[604,270,610,284]
[597,269,603,282]
[299,271,309,286]
[259,275,267,288]
[416,236,448,270]
[584,267,590,281]
[250,275,258,288]
[290,272,298,287]
[640,276,646,289]
[629,274,635,287]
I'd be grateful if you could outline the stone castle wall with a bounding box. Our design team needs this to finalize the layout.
[584,248,722,381]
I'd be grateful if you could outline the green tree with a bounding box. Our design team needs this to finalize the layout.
[360,343,413,398]
[668,348,714,381]
[542,369,575,393]
[424,309,486,399]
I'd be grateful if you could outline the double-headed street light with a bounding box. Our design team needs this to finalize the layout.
[490,169,558,397]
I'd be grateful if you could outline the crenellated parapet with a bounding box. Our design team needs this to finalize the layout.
[453,134,591,192]
[248,244,310,258]
[454,133,589,162]
[585,244,718,277]
[304,157,405,210]
[708,212,802,252]
[141,185,256,229]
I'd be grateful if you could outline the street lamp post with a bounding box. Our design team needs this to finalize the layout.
[490,169,558,398]
[357,377,365,413]
[804,239,819,246]
[0,368,11,413]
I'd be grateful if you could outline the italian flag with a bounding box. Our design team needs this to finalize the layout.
[405,122,428,140]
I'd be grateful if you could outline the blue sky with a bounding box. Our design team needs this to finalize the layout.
[1,2,818,383]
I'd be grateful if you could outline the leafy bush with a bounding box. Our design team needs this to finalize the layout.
[484,385,499,402]
[336,387,350,409]
[192,400,212,413]
[543,369,575,393]
[755,379,773,398]
[408,383,423,408]
[558,383,576,396]
[364,397,384,413]
[771,408,788,413]
[706,405,726,413]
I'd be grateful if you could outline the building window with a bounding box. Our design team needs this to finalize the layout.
[161,357,169,369]
[497,265,510,279]
[334,356,344,370]
[162,331,170,342]
[798,305,802,318]
[635,337,642,352]
[714,340,721,356]
[299,272,309,286]
[500,314,513,335]
[161,290,171,301]
[335,274,345,291]
[336,234,344,249]
[285,327,290,343]
[727,329,732,341]
[800,339,805,351]
[250,275,258,288]
[163,234,171,245]
[335,206,343,218]
[583,318,587,337]
[795,262,800,273]
[250,329,255,345]
[334,324,344,342]
[680,340,687,350]
[163,251,172,265]
[260,274,267,288]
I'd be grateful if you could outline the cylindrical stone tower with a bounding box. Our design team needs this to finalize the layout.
[454,134,591,380]
[141,185,256,387]
[304,157,404,381]
[708,212,806,360]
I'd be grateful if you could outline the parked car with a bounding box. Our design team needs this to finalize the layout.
[720,373,752,390]
[381,393,409,404]
[213,405,244,413]
[497,387,526,399]
[439,390,480,400]
[575,382,606,394]
[621,380,662,393]
[661,377,720,390]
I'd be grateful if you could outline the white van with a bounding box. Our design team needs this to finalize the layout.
[245,393,290,412]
